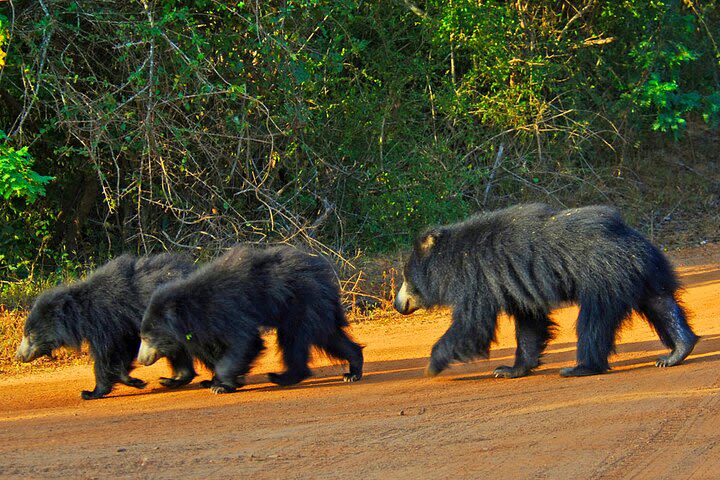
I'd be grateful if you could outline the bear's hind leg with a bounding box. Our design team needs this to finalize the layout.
[269,329,311,386]
[560,300,629,377]
[111,339,146,390]
[641,295,698,367]
[494,312,554,379]
[160,348,197,388]
[119,349,147,390]
[318,329,364,382]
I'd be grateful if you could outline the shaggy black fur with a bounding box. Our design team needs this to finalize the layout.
[138,245,364,394]
[394,204,698,378]
[16,254,198,399]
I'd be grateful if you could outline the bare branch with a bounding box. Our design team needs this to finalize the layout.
[483,144,504,207]
[401,0,429,20]
[10,0,52,136]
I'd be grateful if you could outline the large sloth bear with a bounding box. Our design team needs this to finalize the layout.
[16,254,197,399]
[137,245,364,394]
[394,204,698,378]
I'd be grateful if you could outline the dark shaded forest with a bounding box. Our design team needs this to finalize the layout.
[1,0,719,288]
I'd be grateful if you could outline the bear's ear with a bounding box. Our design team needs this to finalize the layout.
[163,300,187,330]
[418,229,442,255]
[160,300,176,323]
[55,293,75,319]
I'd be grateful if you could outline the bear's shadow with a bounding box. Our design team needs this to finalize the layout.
[126,333,720,397]
[452,333,720,382]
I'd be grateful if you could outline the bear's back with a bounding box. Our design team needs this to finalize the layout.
[438,203,556,251]
[134,253,196,303]
[446,204,628,249]
[70,255,138,308]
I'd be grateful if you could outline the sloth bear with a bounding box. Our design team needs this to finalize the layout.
[16,254,197,399]
[137,245,364,394]
[394,204,698,378]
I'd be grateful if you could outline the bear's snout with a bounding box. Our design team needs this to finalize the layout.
[394,281,420,315]
[137,339,160,366]
[15,336,39,362]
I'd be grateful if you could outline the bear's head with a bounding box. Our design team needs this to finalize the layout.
[394,228,445,314]
[16,288,80,362]
[138,286,186,366]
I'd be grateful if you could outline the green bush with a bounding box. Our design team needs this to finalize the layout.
[0,131,53,202]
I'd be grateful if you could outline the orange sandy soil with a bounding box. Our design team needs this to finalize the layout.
[1,245,719,479]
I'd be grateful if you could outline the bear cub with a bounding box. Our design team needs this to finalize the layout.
[17,254,198,399]
[138,244,364,394]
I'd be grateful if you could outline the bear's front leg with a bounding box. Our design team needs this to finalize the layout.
[198,375,247,393]
[81,384,113,400]
[208,337,261,394]
[160,349,197,388]
[119,373,147,389]
[198,370,245,394]
[427,309,496,377]
[426,340,452,377]
[199,375,219,389]
[82,362,116,400]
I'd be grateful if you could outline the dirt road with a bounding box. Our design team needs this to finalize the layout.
[1,249,719,479]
